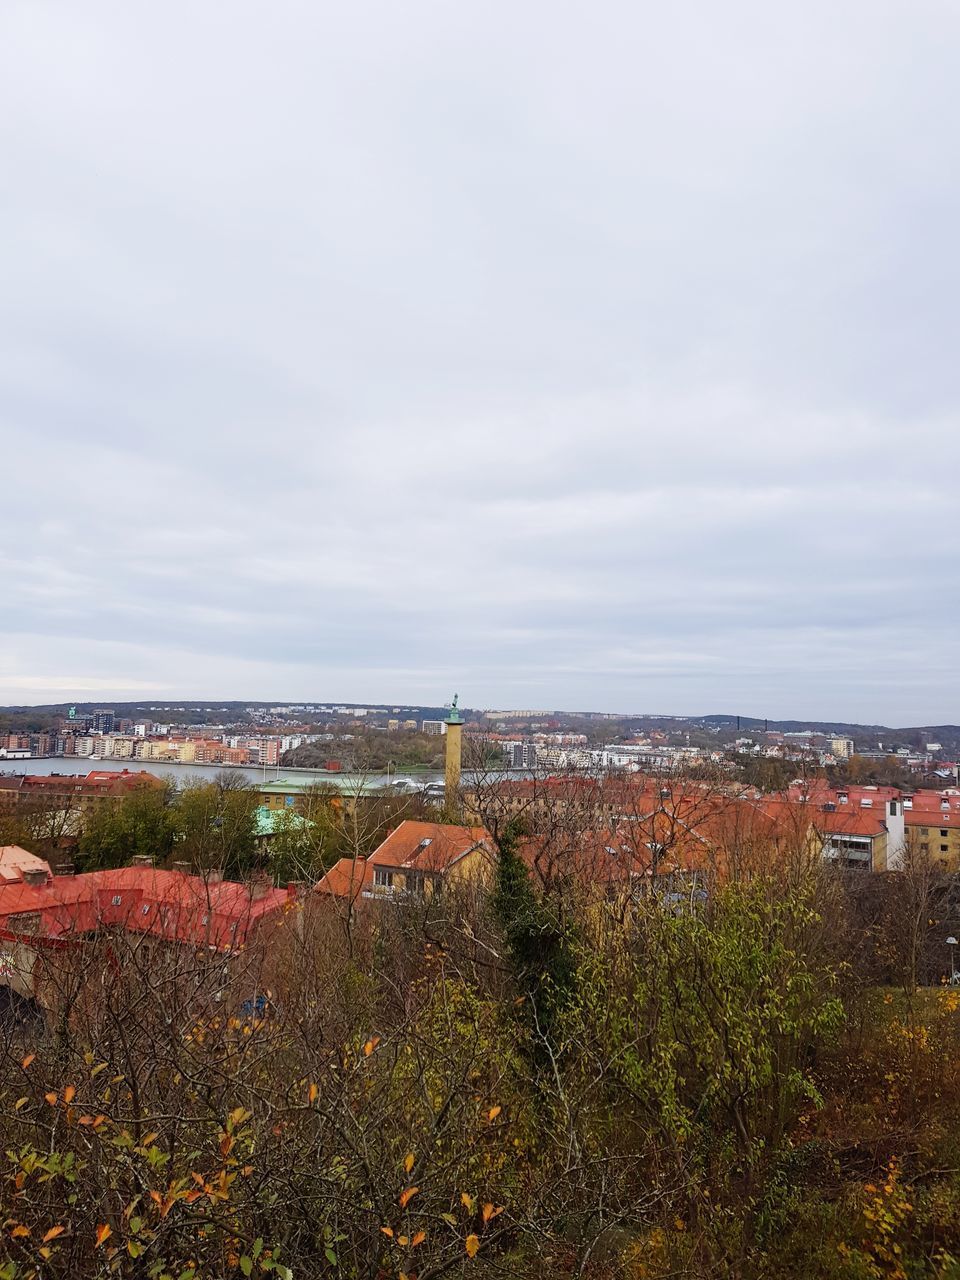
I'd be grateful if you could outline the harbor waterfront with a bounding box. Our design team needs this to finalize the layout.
[0,756,446,792]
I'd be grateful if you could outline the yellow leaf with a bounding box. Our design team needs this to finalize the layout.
[461,1191,474,1210]
[63,1085,76,1104]
[465,1233,480,1258]
[399,1186,419,1209]
[96,1223,112,1247]
[39,1247,52,1259]
[487,1105,502,1122]
[404,1152,415,1174]
[14,1097,27,1110]
[43,1225,66,1242]
[398,1235,409,1246]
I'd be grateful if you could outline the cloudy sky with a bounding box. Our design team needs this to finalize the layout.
[1,1,958,723]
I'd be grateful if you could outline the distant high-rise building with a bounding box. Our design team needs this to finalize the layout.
[92,710,115,735]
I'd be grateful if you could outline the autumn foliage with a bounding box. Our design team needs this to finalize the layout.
[2,826,960,1277]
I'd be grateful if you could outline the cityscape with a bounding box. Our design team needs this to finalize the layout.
[4,0,960,1274]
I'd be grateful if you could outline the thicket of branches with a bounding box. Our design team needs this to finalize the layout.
[2,769,960,1277]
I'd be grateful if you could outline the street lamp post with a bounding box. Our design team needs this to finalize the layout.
[947,936,958,984]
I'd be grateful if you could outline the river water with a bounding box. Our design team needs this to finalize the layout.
[0,756,445,792]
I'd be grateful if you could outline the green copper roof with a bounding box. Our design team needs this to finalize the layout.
[253,805,311,837]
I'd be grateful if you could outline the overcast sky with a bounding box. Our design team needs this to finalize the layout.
[1,1,958,724]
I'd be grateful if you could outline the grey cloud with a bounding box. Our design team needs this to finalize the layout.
[1,0,959,720]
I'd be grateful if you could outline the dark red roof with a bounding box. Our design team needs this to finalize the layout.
[0,867,291,950]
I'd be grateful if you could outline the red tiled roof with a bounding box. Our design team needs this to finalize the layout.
[813,808,888,837]
[367,821,491,874]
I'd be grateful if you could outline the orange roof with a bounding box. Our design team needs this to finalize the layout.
[315,857,372,903]
[367,821,491,874]
[0,846,53,885]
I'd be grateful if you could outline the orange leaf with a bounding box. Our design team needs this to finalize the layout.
[21,1054,35,1069]
[487,1105,502,1122]
[411,1230,426,1246]
[482,1202,504,1223]
[96,1224,112,1247]
[380,1226,394,1237]
[43,1225,66,1242]
[465,1233,480,1258]
[44,1091,58,1106]
[308,1082,319,1103]
[363,1036,380,1056]
[11,1225,30,1238]
[63,1085,76,1104]
[399,1186,419,1209]
[403,1152,415,1174]
[461,1191,474,1210]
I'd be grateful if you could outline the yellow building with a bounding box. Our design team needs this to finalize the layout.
[362,820,492,899]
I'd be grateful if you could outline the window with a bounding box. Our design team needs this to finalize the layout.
[374,868,394,889]
[921,842,929,852]
[406,872,425,896]
[111,895,122,906]
[942,845,949,853]
[942,830,949,838]
[141,904,150,915]
[921,828,929,835]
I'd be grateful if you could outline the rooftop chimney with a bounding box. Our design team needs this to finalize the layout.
[205,868,223,884]
[172,860,191,875]
[23,868,48,888]
[54,861,74,877]
[132,854,154,867]
[250,872,274,901]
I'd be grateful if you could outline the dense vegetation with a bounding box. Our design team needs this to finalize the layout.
[3,806,960,1277]
[0,776,442,883]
